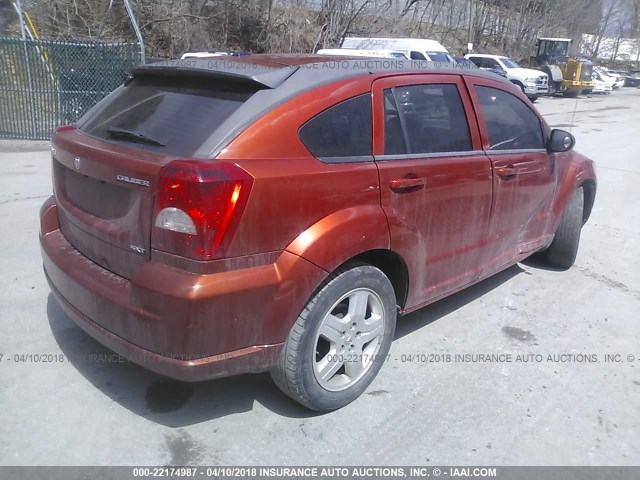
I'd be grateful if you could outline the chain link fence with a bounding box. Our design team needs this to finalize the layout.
[0,37,140,140]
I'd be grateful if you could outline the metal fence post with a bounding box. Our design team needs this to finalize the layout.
[123,0,145,64]
[13,0,38,138]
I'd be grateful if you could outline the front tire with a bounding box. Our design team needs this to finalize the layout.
[545,187,584,269]
[271,264,397,411]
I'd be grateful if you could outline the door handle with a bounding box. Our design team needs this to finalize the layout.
[496,166,518,180]
[390,177,426,192]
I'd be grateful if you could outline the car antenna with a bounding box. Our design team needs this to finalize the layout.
[569,95,579,134]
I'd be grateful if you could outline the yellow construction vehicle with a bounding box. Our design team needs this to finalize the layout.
[528,37,594,97]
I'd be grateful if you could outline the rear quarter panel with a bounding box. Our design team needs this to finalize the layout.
[218,76,391,272]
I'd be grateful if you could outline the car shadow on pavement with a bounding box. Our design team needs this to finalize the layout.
[520,252,568,272]
[46,295,320,427]
[394,264,524,340]
[46,265,523,427]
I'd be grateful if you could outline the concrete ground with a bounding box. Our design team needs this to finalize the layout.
[0,89,639,467]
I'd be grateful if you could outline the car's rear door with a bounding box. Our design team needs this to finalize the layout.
[372,74,493,309]
[464,76,556,262]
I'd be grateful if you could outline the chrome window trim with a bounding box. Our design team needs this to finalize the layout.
[317,155,375,164]
[485,148,547,155]
[374,150,485,161]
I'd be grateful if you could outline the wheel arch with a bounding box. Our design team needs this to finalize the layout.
[306,248,410,312]
[581,179,596,224]
[286,206,390,269]
[293,248,410,332]
[551,152,597,227]
[347,249,410,310]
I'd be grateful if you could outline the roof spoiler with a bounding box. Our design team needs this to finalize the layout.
[129,60,298,89]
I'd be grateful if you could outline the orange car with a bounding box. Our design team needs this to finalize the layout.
[40,55,596,411]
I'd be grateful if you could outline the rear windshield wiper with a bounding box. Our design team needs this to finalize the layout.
[107,127,165,147]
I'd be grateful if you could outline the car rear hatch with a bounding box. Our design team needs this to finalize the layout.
[52,129,169,279]
[51,67,271,280]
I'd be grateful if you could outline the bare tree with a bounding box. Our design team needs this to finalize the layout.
[0,0,15,34]
[12,0,638,63]
[313,0,375,50]
[590,0,620,58]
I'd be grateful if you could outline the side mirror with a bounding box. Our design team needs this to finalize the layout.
[548,129,575,152]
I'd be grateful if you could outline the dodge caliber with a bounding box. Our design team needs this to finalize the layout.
[40,55,596,411]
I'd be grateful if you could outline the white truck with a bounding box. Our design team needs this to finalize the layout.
[464,54,549,101]
[340,37,455,63]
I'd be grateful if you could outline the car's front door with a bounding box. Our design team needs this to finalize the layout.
[372,74,493,309]
[464,77,557,263]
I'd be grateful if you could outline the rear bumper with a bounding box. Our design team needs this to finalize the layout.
[40,196,327,381]
[46,277,282,381]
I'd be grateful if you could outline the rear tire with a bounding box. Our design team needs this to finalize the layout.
[271,264,397,411]
[545,187,584,269]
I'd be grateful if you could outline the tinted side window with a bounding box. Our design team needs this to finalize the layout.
[299,94,371,158]
[386,84,472,154]
[485,58,500,69]
[475,86,545,150]
[410,51,427,60]
[466,57,477,66]
[383,90,407,155]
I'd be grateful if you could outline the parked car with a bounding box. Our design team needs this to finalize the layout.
[317,48,407,59]
[341,37,455,63]
[465,53,549,101]
[454,56,507,78]
[40,54,596,411]
[594,66,624,89]
[590,70,613,94]
[622,74,640,87]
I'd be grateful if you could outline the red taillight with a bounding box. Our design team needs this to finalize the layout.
[152,160,253,260]
[55,125,77,133]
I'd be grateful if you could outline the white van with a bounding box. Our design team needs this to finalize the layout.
[340,37,454,63]
[317,48,407,59]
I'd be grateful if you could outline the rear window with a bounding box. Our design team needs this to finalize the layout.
[80,76,258,157]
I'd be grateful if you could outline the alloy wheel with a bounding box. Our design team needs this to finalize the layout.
[313,288,385,391]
